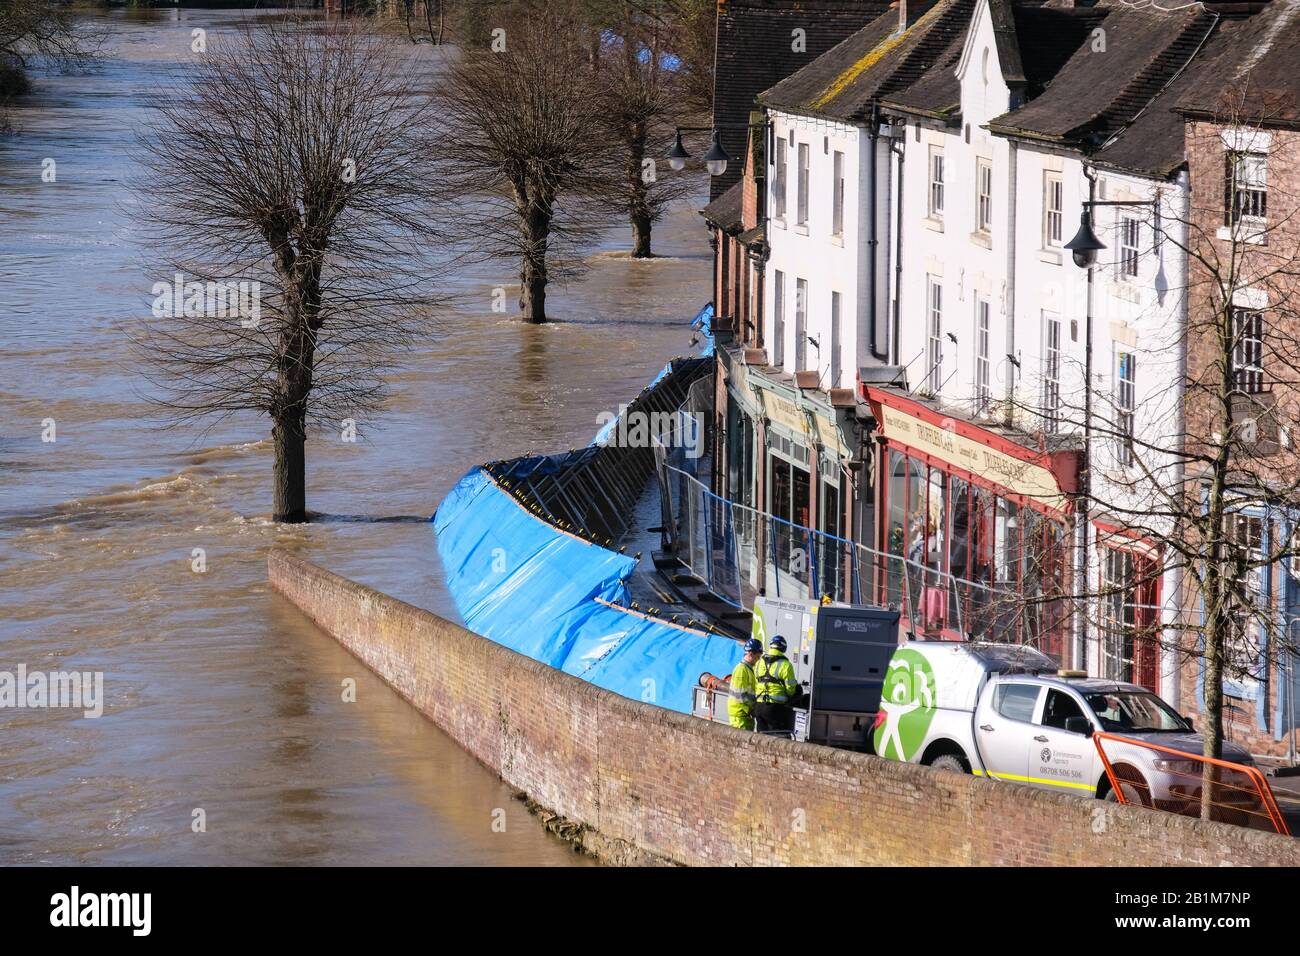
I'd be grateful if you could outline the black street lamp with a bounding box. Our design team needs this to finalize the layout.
[1065,199,1157,269]
[666,130,689,172]
[701,130,731,177]
[1064,210,1106,268]
[666,122,770,177]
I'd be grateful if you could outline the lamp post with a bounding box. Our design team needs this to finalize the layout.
[1064,190,1160,673]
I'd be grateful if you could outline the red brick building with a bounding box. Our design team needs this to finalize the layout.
[1175,0,1300,757]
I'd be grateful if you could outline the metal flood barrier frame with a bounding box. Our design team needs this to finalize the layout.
[1094,730,1290,835]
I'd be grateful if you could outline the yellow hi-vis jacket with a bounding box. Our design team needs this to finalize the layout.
[728,660,757,730]
[755,652,799,704]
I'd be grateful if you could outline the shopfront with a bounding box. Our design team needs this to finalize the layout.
[865,387,1080,660]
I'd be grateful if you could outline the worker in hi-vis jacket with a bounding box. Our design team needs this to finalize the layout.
[753,635,800,733]
[727,638,762,731]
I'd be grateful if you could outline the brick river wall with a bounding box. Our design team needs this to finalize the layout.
[269,551,1300,866]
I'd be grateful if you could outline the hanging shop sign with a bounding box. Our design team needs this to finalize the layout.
[758,386,851,459]
[874,400,1067,512]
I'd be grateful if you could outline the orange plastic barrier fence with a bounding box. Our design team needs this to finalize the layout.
[1093,731,1290,835]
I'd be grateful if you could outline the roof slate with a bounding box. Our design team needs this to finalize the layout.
[700,179,744,232]
[986,3,1215,149]
[760,0,979,122]
[1176,0,1300,125]
[710,0,889,198]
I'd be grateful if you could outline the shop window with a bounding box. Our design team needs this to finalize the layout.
[950,476,971,582]
[971,485,995,587]
[886,451,907,607]
[995,497,1020,586]
[925,467,947,571]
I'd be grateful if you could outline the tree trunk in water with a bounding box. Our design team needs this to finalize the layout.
[519,260,547,323]
[272,414,307,523]
[631,210,653,258]
[629,126,653,258]
[519,200,550,323]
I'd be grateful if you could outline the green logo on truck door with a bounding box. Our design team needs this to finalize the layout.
[874,649,937,761]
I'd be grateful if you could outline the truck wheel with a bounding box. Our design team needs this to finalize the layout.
[1102,768,1150,807]
[929,753,969,774]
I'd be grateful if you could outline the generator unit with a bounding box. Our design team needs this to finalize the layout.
[752,596,900,750]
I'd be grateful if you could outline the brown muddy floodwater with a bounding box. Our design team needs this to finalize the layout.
[0,8,711,864]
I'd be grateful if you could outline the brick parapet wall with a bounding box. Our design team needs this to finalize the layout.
[269,550,1299,866]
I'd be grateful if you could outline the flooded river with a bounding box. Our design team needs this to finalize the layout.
[0,8,711,864]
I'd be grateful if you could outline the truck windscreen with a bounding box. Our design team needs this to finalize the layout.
[1083,691,1189,733]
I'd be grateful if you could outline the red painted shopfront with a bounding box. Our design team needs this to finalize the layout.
[864,387,1081,663]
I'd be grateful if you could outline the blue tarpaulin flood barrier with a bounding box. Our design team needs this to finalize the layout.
[432,304,738,714]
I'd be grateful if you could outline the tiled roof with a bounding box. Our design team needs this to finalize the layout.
[986,3,1217,151]
[701,179,744,232]
[1092,21,1239,177]
[1176,0,1300,125]
[761,0,979,122]
[710,0,889,199]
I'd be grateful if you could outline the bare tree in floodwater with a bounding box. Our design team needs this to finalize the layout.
[135,21,451,523]
[434,0,621,323]
[0,0,101,95]
[587,0,699,258]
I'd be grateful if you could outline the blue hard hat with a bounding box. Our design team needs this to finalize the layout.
[744,638,762,653]
[770,635,788,651]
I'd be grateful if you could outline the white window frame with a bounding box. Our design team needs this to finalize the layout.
[976,159,993,234]
[1226,151,1267,227]
[1042,310,1061,433]
[773,139,787,222]
[832,150,844,237]
[975,298,991,414]
[1043,172,1063,248]
[773,270,785,367]
[1233,307,1265,394]
[796,142,810,226]
[1119,216,1140,279]
[830,290,842,388]
[1115,350,1135,466]
[927,277,943,396]
[795,277,808,370]
[928,147,944,219]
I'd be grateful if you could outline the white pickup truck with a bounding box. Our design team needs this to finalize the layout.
[873,640,1257,816]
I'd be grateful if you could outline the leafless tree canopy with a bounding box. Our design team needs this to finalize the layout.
[431,0,624,321]
[0,0,98,71]
[135,19,452,520]
[587,1,699,257]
